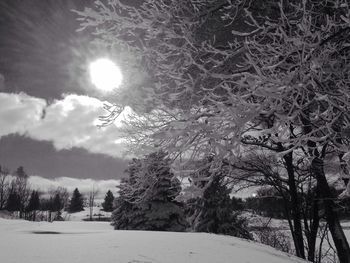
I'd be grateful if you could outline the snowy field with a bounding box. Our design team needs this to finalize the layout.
[0,218,309,263]
[61,206,112,221]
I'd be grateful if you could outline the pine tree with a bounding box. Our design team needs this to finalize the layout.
[51,193,64,221]
[26,190,40,221]
[13,166,29,218]
[185,161,252,240]
[6,191,21,212]
[15,166,28,179]
[102,190,114,212]
[52,193,63,212]
[112,152,187,231]
[192,176,251,239]
[68,188,84,213]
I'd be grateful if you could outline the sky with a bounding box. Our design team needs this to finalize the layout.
[0,0,133,179]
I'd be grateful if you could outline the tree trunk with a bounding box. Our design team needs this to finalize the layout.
[90,206,93,221]
[0,189,4,210]
[311,157,350,263]
[284,152,305,259]
[306,197,320,262]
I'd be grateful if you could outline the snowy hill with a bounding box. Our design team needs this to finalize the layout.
[0,218,308,263]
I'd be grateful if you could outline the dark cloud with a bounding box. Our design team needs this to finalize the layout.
[0,74,4,91]
[0,135,128,180]
[0,0,95,99]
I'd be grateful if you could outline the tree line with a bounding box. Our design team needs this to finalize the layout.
[0,165,115,221]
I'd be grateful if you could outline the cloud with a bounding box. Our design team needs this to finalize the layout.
[0,92,46,137]
[29,175,120,200]
[28,94,126,157]
[0,92,127,158]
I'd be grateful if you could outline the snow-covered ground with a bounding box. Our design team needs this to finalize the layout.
[62,207,112,221]
[0,218,308,263]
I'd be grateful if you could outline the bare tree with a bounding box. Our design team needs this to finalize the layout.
[0,165,10,210]
[229,152,321,261]
[12,166,30,219]
[88,185,98,221]
[48,186,69,210]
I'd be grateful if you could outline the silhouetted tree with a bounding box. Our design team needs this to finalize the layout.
[48,186,69,210]
[13,166,30,218]
[186,170,251,239]
[26,190,40,221]
[68,188,84,213]
[102,190,114,212]
[6,191,21,212]
[15,166,27,179]
[40,198,54,222]
[51,193,64,221]
[52,193,63,212]
[0,165,10,210]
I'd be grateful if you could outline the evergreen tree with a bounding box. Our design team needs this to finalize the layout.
[52,193,63,212]
[39,198,52,211]
[10,166,29,218]
[26,190,40,221]
[194,176,251,239]
[102,190,114,212]
[15,166,28,179]
[52,193,64,221]
[67,188,84,213]
[6,191,21,212]
[112,152,187,231]
[186,161,252,239]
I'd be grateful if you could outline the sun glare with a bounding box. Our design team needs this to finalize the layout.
[89,58,123,92]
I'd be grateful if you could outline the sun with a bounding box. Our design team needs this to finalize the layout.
[89,58,123,92]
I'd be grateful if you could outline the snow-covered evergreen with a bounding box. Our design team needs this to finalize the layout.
[112,152,187,231]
